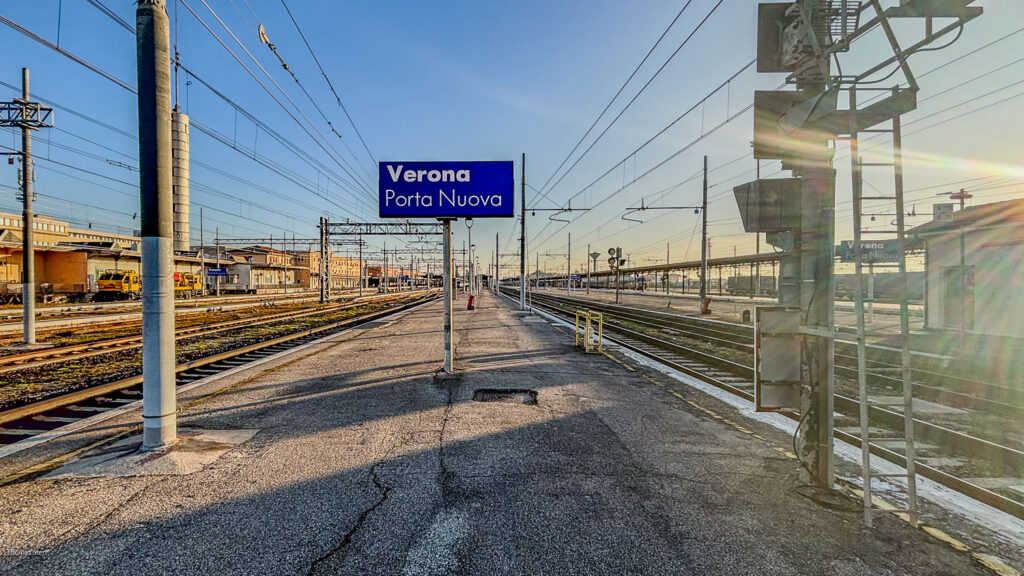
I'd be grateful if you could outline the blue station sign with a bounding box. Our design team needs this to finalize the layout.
[379,161,514,218]
[206,267,227,277]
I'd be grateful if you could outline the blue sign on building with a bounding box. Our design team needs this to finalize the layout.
[379,161,514,218]
[206,267,227,277]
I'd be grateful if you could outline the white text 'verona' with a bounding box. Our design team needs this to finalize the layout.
[386,164,470,183]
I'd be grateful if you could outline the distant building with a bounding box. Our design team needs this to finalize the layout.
[909,199,1024,339]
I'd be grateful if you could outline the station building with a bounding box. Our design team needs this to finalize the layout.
[909,198,1024,339]
[0,211,369,300]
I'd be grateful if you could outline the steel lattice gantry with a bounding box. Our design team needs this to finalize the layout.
[324,222,445,236]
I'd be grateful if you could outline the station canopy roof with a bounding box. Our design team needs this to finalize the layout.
[909,198,1024,238]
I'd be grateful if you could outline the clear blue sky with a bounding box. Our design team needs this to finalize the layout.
[1,1,1022,275]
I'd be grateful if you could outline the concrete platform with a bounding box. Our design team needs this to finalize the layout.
[0,292,996,575]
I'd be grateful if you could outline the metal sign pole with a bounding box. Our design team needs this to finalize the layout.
[442,219,454,372]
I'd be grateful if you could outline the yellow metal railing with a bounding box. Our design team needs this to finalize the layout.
[574,309,603,354]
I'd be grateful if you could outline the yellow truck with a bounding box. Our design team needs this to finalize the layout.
[174,272,203,298]
[95,270,141,301]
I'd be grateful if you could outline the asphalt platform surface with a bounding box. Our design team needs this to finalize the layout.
[0,291,991,575]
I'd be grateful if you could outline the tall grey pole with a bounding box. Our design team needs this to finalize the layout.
[20,69,36,346]
[137,0,176,449]
[666,243,670,295]
[699,155,709,308]
[318,217,327,303]
[215,227,221,296]
[495,232,499,295]
[467,221,473,296]
[519,152,527,310]
[442,219,453,372]
[566,232,571,295]
[586,243,591,294]
[199,207,205,296]
[358,235,363,297]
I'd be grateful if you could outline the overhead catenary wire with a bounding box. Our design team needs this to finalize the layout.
[193,0,377,185]
[76,2,375,213]
[533,0,728,209]
[0,14,136,93]
[182,0,376,198]
[278,0,378,168]
[84,0,134,33]
[3,10,373,228]
[533,0,696,205]
[531,75,762,250]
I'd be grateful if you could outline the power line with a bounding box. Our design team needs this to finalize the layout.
[184,0,375,198]
[178,65,369,210]
[278,0,377,167]
[250,14,377,183]
[84,0,134,33]
[534,0,695,203]
[0,14,136,93]
[530,62,761,248]
[533,0,727,208]
[78,0,372,210]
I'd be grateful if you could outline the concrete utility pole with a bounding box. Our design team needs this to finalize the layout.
[19,69,38,346]
[586,244,591,294]
[519,153,527,310]
[215,227,221,296]
[495,232,499,295]
[0,68,53,347]
[699,155,709,308]
[666,243,670,295]
[566,232,571,295]
[319,217,328,303]
[137,0,176,448]
[358,234,363,297]
[466,219,473,296]
[171,110,190,252]
[199,207,205,296]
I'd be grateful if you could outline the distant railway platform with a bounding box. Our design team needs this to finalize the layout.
[0,291,1016,575]
[535,287,923,337]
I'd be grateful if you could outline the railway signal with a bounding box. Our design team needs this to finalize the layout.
[738,0,983,524]
[607,247,625,303]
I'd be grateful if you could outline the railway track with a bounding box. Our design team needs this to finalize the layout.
[0,297,383,374]
[0,289,378,337]
[526,291,1020,418]
[507,288,1024,520]
[0,291,438,449]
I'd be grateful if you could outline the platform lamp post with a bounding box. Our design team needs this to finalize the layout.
[1,68,53,348]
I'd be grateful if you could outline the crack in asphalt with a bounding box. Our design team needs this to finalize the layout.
[305,448,395,576]
[438,381,455,506]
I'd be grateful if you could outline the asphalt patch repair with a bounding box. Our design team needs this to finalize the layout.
[471,388,538,405]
